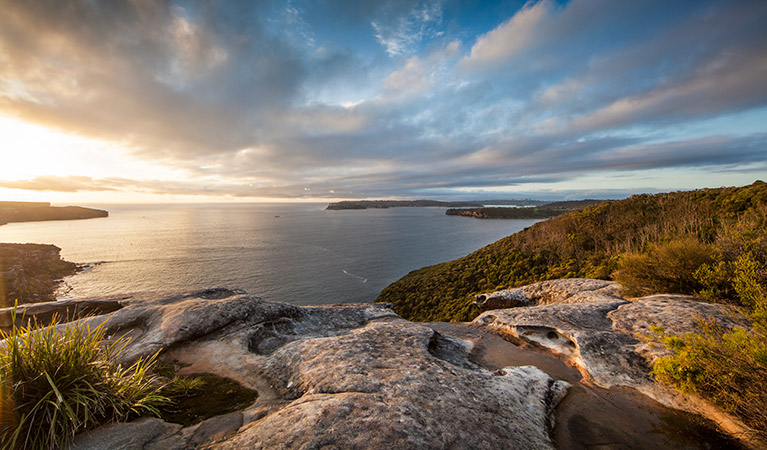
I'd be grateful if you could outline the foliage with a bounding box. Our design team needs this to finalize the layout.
[377,181,767,322]
[651,265,767,437]
[650,209,767,435]
[613,238,715,297]
[0,313,166,450]
[652,320,767,436]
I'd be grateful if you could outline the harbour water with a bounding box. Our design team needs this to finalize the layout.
[0,203,540,305]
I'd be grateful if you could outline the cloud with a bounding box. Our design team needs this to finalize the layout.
[0,0,765,200]
[461,0,553,70]
[383,40,460,96]
[371,0,444,56]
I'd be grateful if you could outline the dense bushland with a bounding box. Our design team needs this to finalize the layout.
[650,207,767,437]
[377,181,767,322]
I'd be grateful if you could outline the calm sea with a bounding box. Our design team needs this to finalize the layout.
[0,204,539,305]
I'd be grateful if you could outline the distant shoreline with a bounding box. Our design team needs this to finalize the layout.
[446,200,605,219]
[0,201,108,225]
[326,199,546,210]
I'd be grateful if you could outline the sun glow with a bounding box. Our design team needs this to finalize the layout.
[0,115,124,181]
[0,115,202,202]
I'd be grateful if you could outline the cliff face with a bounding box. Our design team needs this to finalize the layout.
[0,243,78,307]
[0,202,108,225]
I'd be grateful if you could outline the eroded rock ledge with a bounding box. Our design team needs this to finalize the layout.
[473,279,758,445]
[68,289,569,450]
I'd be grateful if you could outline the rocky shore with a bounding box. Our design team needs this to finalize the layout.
[2,280,757,449]
[0,243,78,307]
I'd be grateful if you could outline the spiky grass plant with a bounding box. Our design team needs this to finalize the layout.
[0,310,166,450]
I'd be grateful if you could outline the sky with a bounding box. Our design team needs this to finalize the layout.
[0,0,765,203]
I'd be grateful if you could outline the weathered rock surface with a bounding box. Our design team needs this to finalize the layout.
[0,297,123,333]
[473,279,757,444]
[70,288,569,449]
[474,278,622,312]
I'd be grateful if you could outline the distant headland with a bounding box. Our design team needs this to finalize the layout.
[445,200,604,219]
[326,199,546,210]
[0,201,108,225]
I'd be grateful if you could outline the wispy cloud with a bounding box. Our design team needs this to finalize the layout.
[371,0,444,56]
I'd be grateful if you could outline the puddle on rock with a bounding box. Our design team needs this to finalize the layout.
[156,367,259,427]
[427,322,745,450]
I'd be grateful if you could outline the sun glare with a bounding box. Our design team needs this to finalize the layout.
[0,116,107,180]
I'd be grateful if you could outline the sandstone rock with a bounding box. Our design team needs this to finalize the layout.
[68,289,569,449]
[70,418,181,450]
[473,279,757,445]
[0,297,123,333]
[474,278,622,312]
[609,294,748,361]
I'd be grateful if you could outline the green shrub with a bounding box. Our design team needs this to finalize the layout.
[652,249,767,437]
[0,312,166,450]
[614,238,715,297]
[652,318,767,437]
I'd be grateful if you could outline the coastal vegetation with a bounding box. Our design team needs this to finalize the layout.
[445,200,603,219]
[377,181,767,322]
[379,181,767,436]
[0,314,166,449]
[649,204,767,436]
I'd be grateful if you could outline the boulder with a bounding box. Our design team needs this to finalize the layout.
[69,289,569,449]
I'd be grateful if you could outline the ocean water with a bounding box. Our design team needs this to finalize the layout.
[0,203,540,305]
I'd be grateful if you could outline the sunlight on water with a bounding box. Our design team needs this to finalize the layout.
[0,204,539,305]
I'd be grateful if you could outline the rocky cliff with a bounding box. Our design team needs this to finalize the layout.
[0,243,78,307]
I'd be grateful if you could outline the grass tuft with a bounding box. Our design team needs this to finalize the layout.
[0,308,167,450]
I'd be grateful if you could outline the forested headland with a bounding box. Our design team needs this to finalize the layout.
[378,181,767,322]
